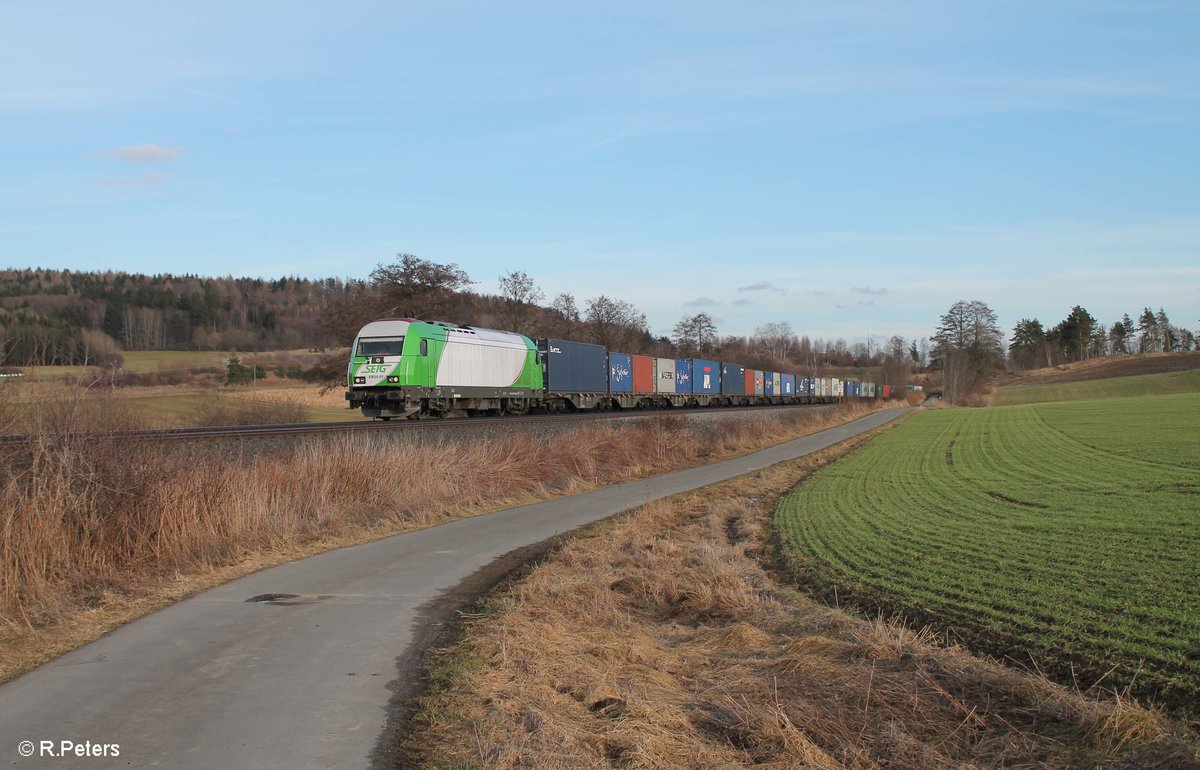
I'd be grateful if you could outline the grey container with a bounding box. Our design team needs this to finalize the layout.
[721,363,746,395]
[539,338,608,393]
[654,357,676,394]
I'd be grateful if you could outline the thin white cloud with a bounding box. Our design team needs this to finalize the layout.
[99,172,168,187]
[684,296,719,307]
[732,298,752,306]
[738,281,785,293]
[101,144,181,163]
[850,286,888,296]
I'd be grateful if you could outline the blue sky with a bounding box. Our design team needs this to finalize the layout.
[2,1,1197,342]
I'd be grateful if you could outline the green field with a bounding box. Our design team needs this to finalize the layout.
[993,368,1200,406]
[774,394,1200,714]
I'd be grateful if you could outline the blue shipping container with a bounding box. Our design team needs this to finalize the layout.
[764,372,775,397]
[540,338,608,393]
[721,363,746,395]
[674,359,692,394]
[691,359,719,394]
[782,373,795,395]
[609,352,632,393]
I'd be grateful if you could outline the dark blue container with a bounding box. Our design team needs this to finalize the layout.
[609,352,632,393]
[764,372,775,397]
[674,359,692,394]
[782,373,795,395]
[539,338,608,393]
[690,359,719,394]
[721,363,745,395]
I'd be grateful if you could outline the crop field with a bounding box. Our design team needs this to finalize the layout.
[993,368,1200,406]
[774,393,1200,714]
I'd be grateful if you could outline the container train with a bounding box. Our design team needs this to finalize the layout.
[345,318,893,420]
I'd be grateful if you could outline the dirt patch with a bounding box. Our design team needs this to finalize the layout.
[987,491,1049,509]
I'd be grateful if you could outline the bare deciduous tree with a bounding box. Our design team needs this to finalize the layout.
[673,313,719,357]
[497,271,544,334]
[584,296,647,351]
[751,321,796,361]
[932,300,1003,404]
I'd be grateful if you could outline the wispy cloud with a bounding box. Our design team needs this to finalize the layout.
[99,172,168,187]
[732,298,752,306]
[684,296,719,307]
[738,281,785,293]
[850,286,888,296]
[101,144,181,163]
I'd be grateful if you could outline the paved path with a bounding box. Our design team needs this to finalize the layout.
[0,408,911,769]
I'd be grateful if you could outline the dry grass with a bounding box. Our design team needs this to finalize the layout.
[408,433,1200,769]
[186,392,312,425]
[0,383,879,682]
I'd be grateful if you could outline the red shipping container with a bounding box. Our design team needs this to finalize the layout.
[743,368,756,395]
[632,355,654,394]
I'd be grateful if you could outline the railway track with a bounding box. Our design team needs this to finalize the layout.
[0,401,836,445]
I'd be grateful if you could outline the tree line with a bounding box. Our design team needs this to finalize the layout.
[3,255,925,385]
[319,253,916,381]
[929,299,1199,405]
[1009,306,1196,370]
[0,268,349,366]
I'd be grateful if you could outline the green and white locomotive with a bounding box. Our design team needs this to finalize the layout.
[346,318,543,419]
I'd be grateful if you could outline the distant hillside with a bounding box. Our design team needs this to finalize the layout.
[0,268,348,366]
[996,351,1200,388]
[992,369,1200,406]
[991,352,1200,406]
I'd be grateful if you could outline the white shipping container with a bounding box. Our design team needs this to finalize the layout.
[832,378,843,397]
[772,372,782,394]
[654,358,676,394]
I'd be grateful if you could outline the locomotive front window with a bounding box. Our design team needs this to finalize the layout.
[356,336,404,357]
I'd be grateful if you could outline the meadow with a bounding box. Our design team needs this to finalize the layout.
[774,393,1200,714]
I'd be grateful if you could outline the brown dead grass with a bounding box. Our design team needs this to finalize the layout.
[407,430,1200,769]
[0,384,881,683]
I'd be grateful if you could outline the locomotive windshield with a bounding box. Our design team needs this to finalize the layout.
[356,336,404,357]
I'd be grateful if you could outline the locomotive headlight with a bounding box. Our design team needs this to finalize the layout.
[387,376,399,383]
[354,376,366,384]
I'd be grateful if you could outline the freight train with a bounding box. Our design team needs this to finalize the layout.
[345,318,892,420]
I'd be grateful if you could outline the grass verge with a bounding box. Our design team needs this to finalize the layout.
[404,423,1199,769]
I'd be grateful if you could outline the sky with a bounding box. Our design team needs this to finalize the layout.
[1,1,1197,343]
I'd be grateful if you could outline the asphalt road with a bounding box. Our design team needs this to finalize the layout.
[0,407,911,769]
